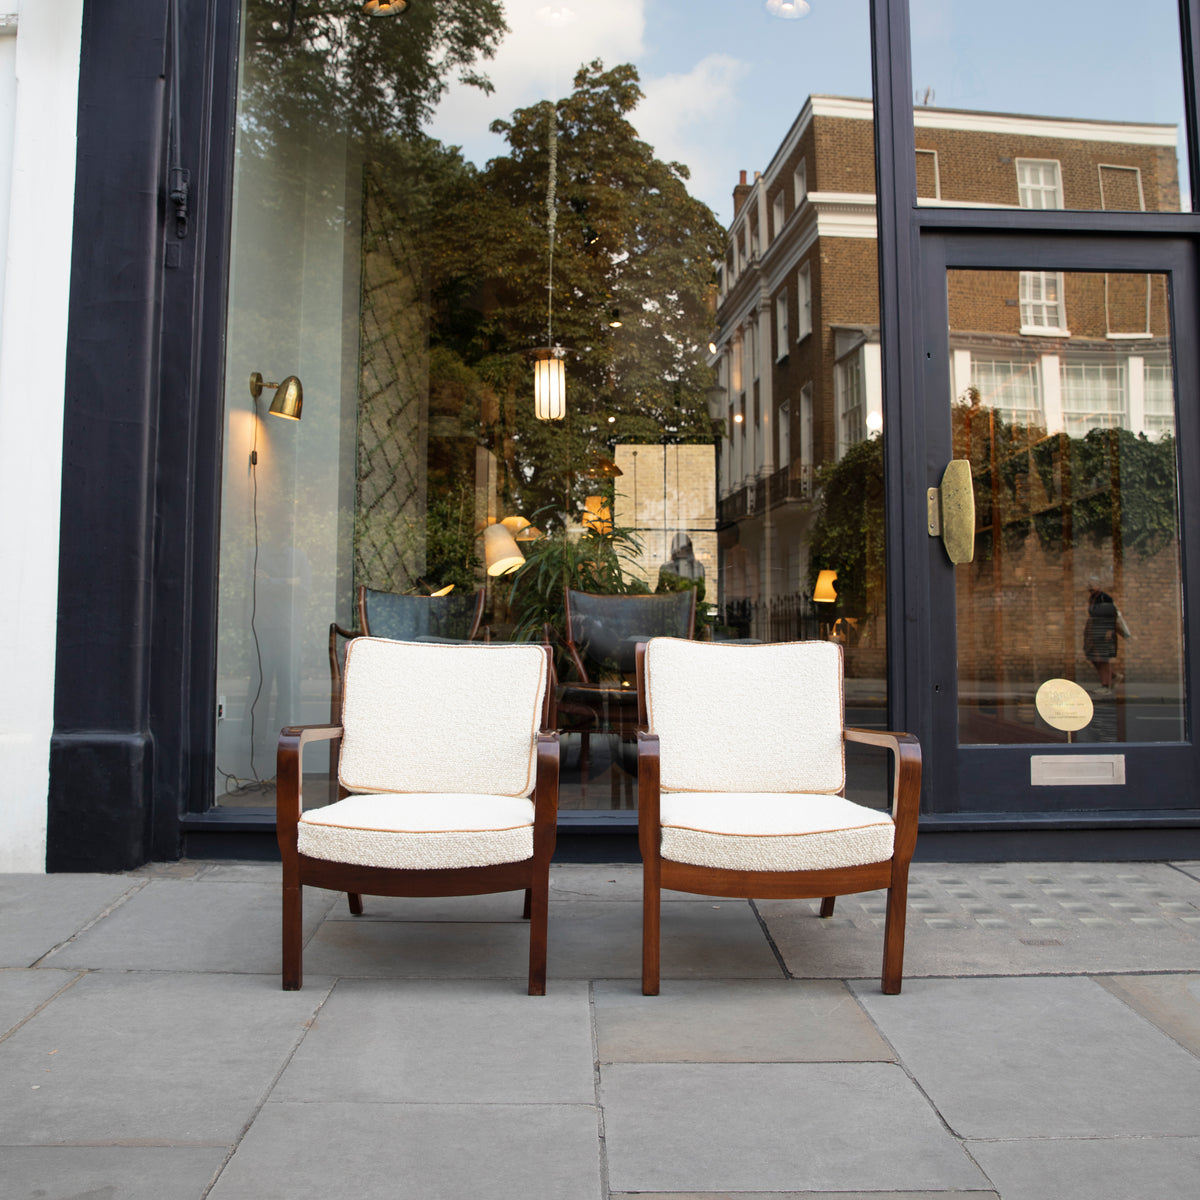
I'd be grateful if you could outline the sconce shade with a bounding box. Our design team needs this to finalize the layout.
[500,515,531,535]
[483,523,525,576]
[813,569,838,603]
[533,349,566,420]
[268,376,303,421]
[429,584,454,597]
[515,525,542,542]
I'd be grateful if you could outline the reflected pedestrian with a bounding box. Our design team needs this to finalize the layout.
[1083,578,1130,695]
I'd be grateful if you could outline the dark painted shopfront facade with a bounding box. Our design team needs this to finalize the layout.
[49,0,1200,869]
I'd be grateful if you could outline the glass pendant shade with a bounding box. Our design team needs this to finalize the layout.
[364,0,408,15]
[813,569,838,603]
[483,523,525,576]
[533,349,566,420]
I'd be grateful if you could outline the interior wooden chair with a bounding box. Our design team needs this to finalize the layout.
[557,588,696,795]
[277,638,559,994]
[358,586,485,643]
[328,589,486,739]
[635,637,921,995]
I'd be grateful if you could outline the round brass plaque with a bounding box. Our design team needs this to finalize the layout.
[1035,679,1094,733]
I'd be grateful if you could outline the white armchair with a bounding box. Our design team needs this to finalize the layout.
[277,638,559,994]
[635,637,920,994]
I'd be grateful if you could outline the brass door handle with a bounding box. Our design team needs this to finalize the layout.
[927,459,975,564]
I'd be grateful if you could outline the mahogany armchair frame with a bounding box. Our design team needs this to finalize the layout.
[634,642,921,996]
[277,645,560,995]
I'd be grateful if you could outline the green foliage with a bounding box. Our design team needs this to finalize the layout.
[506,520,647,643]
[424,485,482,592]
[808,435,885,616]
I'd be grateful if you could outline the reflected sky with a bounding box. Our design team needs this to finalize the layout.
[425,0,1189,223]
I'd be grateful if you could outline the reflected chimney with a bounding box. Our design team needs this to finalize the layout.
[733,169,752,215]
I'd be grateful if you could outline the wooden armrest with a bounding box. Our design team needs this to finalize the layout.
[843,727,922,858]
[532,731,560,860]
[636,730,661,859]
[276,725,344,841]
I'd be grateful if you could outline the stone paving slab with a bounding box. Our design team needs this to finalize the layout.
[0,968,79,1038]
[1095,972,1200,1056]
[207,1101,603,1200]
[41,880,335,974]
[0,971,329,1144]
[272,979,595,1104]
[609,1194,997,1199]
[0,1146,229,1200]
[966,1135,1200,1200]
[853,976,1200,1140]
[600,1062,987,1193]
[760,862,1200,978]
[593,979,893,1063]
[304,900,781,980]
[0,874,140,966]
[1174,860,1200,883]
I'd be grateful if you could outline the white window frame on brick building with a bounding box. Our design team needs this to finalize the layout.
[798,381,814,494]
[1016,158,1064,210]
[775,290,789,359]
[1142,359,1175,438]
[915,147,940,200]
[968,356,1045,428]
[796,262,812,341]
[778,398,790,470]
[772,189,785,241]
[793,157,807,206]
[1020,270,1069,335]
[1061,359,1127,436]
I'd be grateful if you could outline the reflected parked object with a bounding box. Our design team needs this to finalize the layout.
[635,638,921,995]
[277,640,559,993]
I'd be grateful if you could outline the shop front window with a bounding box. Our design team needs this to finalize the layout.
[212,0,886,813]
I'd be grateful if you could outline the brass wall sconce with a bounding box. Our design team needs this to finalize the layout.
[249,372,304,421]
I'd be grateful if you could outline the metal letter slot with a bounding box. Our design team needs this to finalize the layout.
[927,459,975,564]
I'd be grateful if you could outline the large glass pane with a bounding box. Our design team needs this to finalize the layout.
[949,269,1185,747]
[910,1,1190,211]
[212,0,886,812]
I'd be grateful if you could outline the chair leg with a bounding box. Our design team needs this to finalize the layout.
[881,868,911,995]
[347,892,363,916]
[522,888,532,920]
[819,896,836,918]
[526,875,549,996]
[282,880,303,991]
[642,857,661,996]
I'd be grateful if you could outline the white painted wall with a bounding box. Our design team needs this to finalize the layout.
[0,0,84,872]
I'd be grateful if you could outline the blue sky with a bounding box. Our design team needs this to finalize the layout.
[424,0,1189,225]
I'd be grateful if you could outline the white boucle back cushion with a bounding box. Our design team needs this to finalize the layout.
[644,638,844,794]
[338,639,547,796]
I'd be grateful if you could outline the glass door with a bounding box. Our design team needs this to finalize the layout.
[920,236,1200,815]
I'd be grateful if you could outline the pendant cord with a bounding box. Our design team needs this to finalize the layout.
[546,103,557,349]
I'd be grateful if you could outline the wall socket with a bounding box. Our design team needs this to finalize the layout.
[217,695,227,721]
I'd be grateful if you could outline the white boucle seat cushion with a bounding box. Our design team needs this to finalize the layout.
[659,792,894,872]
[298,794,534,870]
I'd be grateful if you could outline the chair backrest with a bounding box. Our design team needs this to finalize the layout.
[565,589,695,678]
[338,639,550,797]
[358,587,485,643]
[640,637,845,794]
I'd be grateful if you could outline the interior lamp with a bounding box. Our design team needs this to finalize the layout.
[534,103,567,420]
[249,372,303,421]
[813,569,838,603]
[581,495,612,535]
[364,1,408,15]
[532,349,567,420]
[483,523,525,576]
[429,584,454,597]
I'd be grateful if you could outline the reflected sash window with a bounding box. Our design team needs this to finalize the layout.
[1020,270,1068,333]
[1017,158,1064,209]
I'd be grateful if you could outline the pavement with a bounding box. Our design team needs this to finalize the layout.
[1,858,1199,1200]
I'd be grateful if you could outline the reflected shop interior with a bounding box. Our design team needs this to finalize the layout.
[210,0,1189,815]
